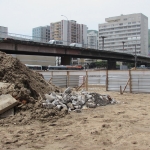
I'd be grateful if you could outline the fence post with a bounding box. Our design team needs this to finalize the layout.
[51,71,53,83]
[106,70,108,91]
[86,71,88,91]
[67,71,69,87]
[129,70,132,93]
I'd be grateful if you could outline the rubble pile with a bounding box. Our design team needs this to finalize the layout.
[0,51,117,125]
[0,51,60,104]
[43,87,117,113]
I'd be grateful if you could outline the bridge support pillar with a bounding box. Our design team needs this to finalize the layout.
[61,56,72,65]
[107,59,116,70]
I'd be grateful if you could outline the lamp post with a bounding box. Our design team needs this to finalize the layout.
[61,15,69,45]
[100,36,107,50]
[122,41,125,52]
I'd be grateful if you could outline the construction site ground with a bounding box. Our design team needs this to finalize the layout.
[1,86,150,150]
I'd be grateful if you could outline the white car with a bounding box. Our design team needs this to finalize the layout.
[49,40,63,45]
[70,43,82,48]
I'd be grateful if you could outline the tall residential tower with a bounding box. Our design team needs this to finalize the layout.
[50,20,87,46]
[98,13,148,55]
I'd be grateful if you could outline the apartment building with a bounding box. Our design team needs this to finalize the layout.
[98,13,148,55]
[32,25,50,42]
[50,20,87,46]
[87,30,98,49]
[0,26,8,38]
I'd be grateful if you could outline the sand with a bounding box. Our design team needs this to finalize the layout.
[0,86,150,150]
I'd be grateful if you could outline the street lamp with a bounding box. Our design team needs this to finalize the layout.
[100,36,107,50]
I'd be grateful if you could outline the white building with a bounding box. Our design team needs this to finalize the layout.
[50,20,87,46]
[0,26,8,38]
[87,30,98,49]
[98,13,148,55]
[32,26,50,42]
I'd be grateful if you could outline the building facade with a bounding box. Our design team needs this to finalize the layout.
[32,26,50,42]
[87,30,98,49]
[50,20,87,46]
[98,13,148,55]
[0,26,8,38]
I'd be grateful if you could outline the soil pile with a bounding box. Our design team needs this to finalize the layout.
[0,51,60,103]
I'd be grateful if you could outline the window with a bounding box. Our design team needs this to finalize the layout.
[128,22,131,24]
[124,18,127,21]
[119,23,123,26]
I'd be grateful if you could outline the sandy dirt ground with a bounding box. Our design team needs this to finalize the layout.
[1,86,150,150]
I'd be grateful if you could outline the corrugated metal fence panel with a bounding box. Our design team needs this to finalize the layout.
[88,76,100,85]
[131,71,150,93]
[88,71,106,85]
[52,76,67,87]
[53,71,67,75]
[69,76,79,87]
[79,76,85,86]
[108,71,129,91]
[69,71,86,76]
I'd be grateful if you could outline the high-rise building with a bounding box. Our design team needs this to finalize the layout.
[87,30,98,49]
[0,26,8,38]
[98,13,148,55]
[50,20,87,46]
[32,26,50,42]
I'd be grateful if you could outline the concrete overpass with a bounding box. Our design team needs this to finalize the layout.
[0,38,150,69]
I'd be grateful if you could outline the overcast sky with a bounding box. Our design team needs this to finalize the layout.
[0,0,150,36]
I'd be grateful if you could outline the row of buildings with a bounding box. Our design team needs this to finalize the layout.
[0,13,149,66]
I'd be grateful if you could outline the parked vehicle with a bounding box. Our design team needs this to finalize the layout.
[49,40,63,45]
[48,65,83,70]
[69,43,82,48]
[25,64,42,70]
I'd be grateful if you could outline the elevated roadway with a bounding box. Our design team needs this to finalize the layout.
[0,38,150,68]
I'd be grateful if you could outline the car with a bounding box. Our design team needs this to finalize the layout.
[48,40,63,45]
[69,43,82,48]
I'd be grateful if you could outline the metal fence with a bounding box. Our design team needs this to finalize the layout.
[106,70,150,93]
[40,70,150,93]
[40,70,106,90]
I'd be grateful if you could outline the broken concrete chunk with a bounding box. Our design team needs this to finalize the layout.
[0,94,18,115]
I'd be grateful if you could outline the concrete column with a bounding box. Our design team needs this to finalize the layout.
[61,56,71,65]
[107,59,116,70]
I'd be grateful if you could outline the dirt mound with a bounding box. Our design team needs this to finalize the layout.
[0,51,60,103]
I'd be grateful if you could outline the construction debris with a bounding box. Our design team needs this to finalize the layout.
[42,87,117,113]
[0,51,117,125]
[0,94,18,115]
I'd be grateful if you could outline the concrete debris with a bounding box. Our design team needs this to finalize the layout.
[43,88,117,113]
[0,94,18,115]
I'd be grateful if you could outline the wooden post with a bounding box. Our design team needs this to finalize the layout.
[129,70,132,93]
[86,71,88,91]
[106,70,108,91]
[51,71,53,84]
[67,71,69,87]
[122,78,130,94]
[120,86,123,94]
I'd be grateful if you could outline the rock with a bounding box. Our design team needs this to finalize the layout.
[64,87,72,94]
[67,103,74,110]
[55,105,62,111]
[74,109,81,113]
[86,102,96,108]
[45,94,55,102]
